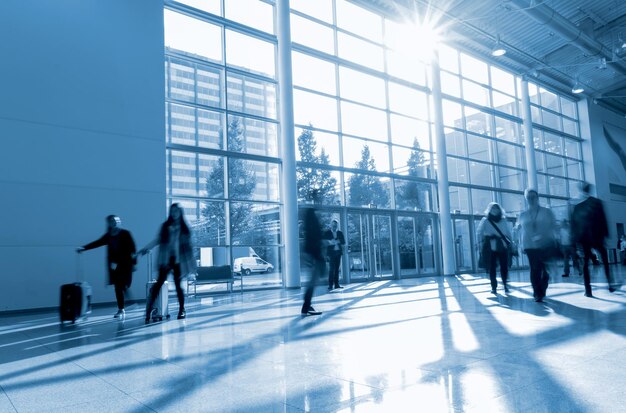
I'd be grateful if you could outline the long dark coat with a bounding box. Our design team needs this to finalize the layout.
[83,229,136,287]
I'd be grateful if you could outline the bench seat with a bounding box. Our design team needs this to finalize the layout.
[187,265,242,295]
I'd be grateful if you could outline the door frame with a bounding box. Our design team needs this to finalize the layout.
[395,212,440,278]
[345,208,395,282]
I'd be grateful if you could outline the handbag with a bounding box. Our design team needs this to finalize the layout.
[478,239,490,269]
[488,220,516,267]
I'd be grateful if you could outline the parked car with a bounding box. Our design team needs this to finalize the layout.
[233,257,274,275]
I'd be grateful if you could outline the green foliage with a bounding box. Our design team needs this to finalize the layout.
[296,127,339,204]
[347,145,389,207]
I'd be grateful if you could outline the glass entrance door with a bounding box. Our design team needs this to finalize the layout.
[397,215,437,276]
[452,217,474,273]
[347,212,393,281]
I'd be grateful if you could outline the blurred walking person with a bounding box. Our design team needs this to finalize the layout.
[559,219,580,277]
[477,202,512,294]
[324,219,345,290]
[77,215,136,319]
[571,182,618,297]
[619,235,626,265]
[301,192,324,316]
[519,189,557,302]
[138,203,196,321]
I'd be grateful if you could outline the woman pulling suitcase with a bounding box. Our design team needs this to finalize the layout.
[138,203,196,322]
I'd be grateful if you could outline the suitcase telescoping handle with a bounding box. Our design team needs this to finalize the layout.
[76,252,84,283]
[147,249,153,283]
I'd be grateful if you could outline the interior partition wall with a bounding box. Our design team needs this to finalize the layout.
[164,0,585,284]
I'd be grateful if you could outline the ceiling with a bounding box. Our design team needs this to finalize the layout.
[359,0,626,115]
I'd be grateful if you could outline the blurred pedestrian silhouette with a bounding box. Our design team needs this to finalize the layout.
[558,219,580,277]
[477,202,512,295]
[571,182,618,296]
[301,191,324,316]
[619,235,626,265]
[138,203,196,321]
[77,215,136,319]
[324,219,345,290]
[519,189,557,302]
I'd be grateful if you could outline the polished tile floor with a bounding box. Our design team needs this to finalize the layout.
[1,266,626,413]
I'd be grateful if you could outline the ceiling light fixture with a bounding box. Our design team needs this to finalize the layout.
[491,35,506,57]
[572,80,584,94]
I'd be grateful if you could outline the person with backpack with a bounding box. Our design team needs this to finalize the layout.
[571,182,618,297]
[477,202,513,294]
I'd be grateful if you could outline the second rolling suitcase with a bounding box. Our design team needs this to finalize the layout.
[146,280,170,322]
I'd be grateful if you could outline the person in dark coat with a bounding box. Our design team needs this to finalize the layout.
[301,193,324,316]
[324,219,345,290]
[139,203,196,322]
[77,215,136,319]
[571,182,618,297]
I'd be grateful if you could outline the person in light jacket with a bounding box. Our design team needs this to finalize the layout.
[138,203,196,322]
[477,202,513,294]
[518,189,557,302]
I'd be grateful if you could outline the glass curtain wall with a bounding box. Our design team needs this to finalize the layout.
[164,0,584,281]
[291,0,438,281]
[165,0,283,291]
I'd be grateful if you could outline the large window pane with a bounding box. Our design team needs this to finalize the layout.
[441,72,461,97]
[539,87,558,111]
[341,101,388,141]
[469,161,493,187]
[229,159,279,201]
[197,64,223,108]
[465,107,492,136]
[343,137,390,173]
[442,100,463,128]
[165,10,222,63]
[197,108,223,149]
[548,176,567,197]
[293,89,338,131]
[292,52,336,95]
[390,114,431,150]
[388,82,429,120]
[563,118,578,136]
[439,45,459,73]
[447,157,468,183]
[460,53,488,84]
[395,179,433,211]
[392,146,432,178]
[230,203,281,245]
[494,117,519,143]
[492,91,517,116]
[541,109,561,131]
[336,0,383,42]
[225,0,274,33]
[543,132,562,154]
[545,153,564,176]
[564,138,581,159]
[445,128,466,157]
[496,142,524,169]
[471,189,494,215]
[170,150,224,198]
[561,96,577,118]
[467,134,491,162]
[290,14,335,55]
[340,67,386,108]
[345,172,391,208]
[194,201,226,247]
[499,167,524,191]
[462,79,490,106]
[386,49,427,86]
[500,192,525,217]
[169,59,196,104]
[337,32,384,71]
[567,159,582,180]
[227,115,278,157]
[295,128,340,166]
[449,186,470,214]
[227,73,277,118]
[226,30,275,78]
[490,66,515,96]
[169,103,196,146]
[290,0,333,22]
[297,166,341,205]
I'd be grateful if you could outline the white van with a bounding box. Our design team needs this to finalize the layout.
[233,257,274,275]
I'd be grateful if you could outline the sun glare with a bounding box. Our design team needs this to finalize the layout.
[387,12,445,62]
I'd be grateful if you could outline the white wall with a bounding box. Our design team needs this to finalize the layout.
[0,0,165,311]
[581,99,626,248]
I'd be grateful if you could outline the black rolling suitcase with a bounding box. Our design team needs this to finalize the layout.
[60,282,92,323]
[60,254,92,324]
